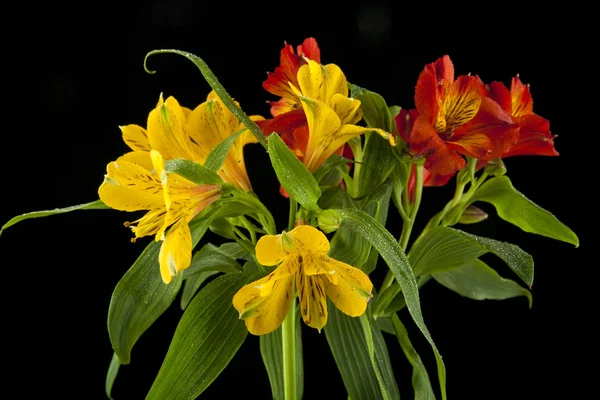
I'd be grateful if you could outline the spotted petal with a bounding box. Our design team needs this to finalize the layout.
[158,218,192,284]
[323,257,373,317]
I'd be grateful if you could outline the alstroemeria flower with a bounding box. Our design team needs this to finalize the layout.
[123,91,262,192]
[233,225,373,335]
[487,76,558,157]
[263,38,321,116]
[290,59,395,172]
[98,150,221,283]
[407,56,519,176]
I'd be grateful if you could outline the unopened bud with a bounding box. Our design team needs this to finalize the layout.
[317,209,342,233]
[484,158,507,177]
[458,205,488,225]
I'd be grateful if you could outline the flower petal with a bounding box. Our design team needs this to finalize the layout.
[415,61,440,120]
[147,95,194,160]
[296,272,328,331]
[511,75,533,117]
[504,114,558,157]
[289,225,330,254]
[437,75,484,133]
[232,262,296,335]
[256,234,288,266]
[323,257,373,317]
[297,37,320,62]
[450,97,520,160]
[159,218,192,284]
[487,81,512,114]
[330,93,362,126]
[98,160,164,211]
[297,60,348,105]
[298,95,342,171]
[121,124,151,152]
[116,151,154,171]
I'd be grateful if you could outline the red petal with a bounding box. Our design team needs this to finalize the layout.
[449,97,519,160]
[263,42,307,101]
[434,55,454,83]
[298,38,320,63]
[414,62,440,120]
[510,75,533,117]
[394,108,419,143]
[488,81,512,114]
[503,114,558,157]
[256,109,307,137]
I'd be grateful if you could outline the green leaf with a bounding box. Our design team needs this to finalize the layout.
[349,83,393,132]
[105,353,120,400]
[146,271,260,399]
[204,129,244,171]
[260,305,304,400]
[356,133,397,197]
[335,208,446,400]
[108,215,215,364]
[325,303,399,400]
[144,49,267,148]
[445,176,578,246]
[434,259,533,307]
[318,187,358,210]
[164,158,222,185]
[313,154,352,185]
[208,218,236,239]
[409,226,534,287]
[391,314,435,400]
[184,243,243,276]
[1,199,109,233]
[268,134,321,211]
[180,271,218,310]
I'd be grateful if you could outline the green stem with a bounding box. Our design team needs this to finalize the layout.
[288,199,297,231]
[282,299,297,400]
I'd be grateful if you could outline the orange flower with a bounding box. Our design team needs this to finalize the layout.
[406,56,519,176]
[263,38,321,116]
[487,76,558,158]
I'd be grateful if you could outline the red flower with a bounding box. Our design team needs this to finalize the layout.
[263,38,321,116]
[405,56,519,177]
[487,76,558,157]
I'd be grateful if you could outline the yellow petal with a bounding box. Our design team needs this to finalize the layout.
[121,124,151,152]
[323,257,373,317]
[298,96,342,172]
[289,225,330,254]
[330,93,362,126]
[296,60,347,105]
[116,151,154,171]
[297,272,328,331]
[256,234,288,266]
[232,262,296,335]
[147,95,194,160]
[131,208,166,238]
[159,218,192,284]
[150,149,170,209]
[98,160,163,211]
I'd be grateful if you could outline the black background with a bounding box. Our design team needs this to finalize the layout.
[1,1,592,399]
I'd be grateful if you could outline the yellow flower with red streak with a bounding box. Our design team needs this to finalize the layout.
[405,55,519,177]
[233,225,373,335]
[487,75,558,157]
[99,91,262,283]
[289,59,395,172]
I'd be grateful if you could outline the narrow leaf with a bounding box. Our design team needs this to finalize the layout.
[204,129,244,171]
[105,353,120,400]
[268,134,321,211]
[1,199,109,232]
[144,49,267,148]
[335,208,446,399]
[325,304,397,399]
[184,243,243,276]
[434,259,533,307]
[447,176,579,246]
[164,158,222,185]
[391,314,435,400]
[410,226,534,287]
[146,271,261,399]
[356,133,397,197]
[349,83,393,132]
[180,271,219,310]
[108,215,215,364]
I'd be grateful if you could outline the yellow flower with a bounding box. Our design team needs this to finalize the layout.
[233,225,373,335]
[98,150,221,284]
[122,90,263,192]
[289,59,396,172]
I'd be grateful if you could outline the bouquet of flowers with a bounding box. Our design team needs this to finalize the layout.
[1,38,578,399]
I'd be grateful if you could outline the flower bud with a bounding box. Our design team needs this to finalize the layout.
[458,205,488,224]
[484,158,507,177]
[317,209,342,233]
